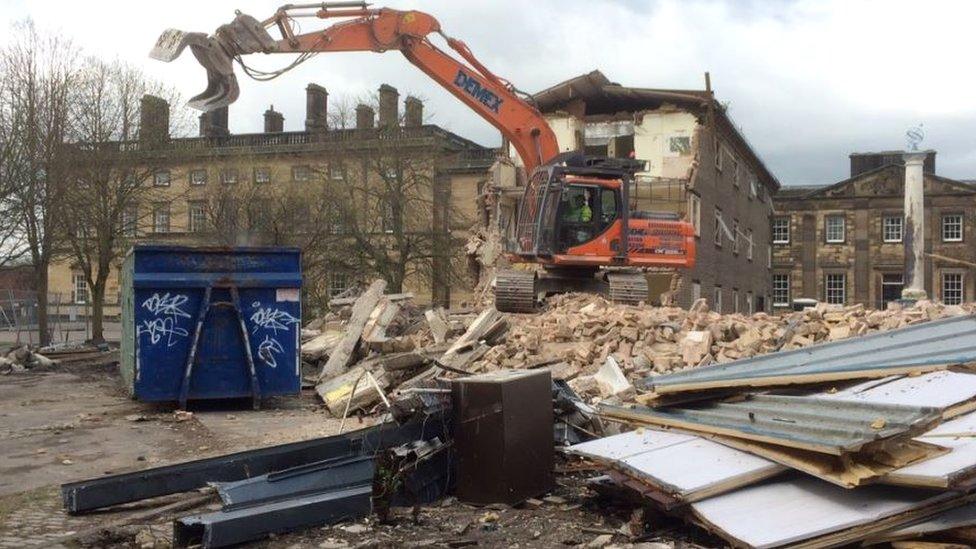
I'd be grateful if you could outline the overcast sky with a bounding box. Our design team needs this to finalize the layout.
[2,0,974,185]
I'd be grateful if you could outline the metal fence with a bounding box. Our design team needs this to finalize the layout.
[0,290,124,344]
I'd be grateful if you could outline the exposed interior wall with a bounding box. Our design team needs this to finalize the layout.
[509,113,583,167]
[633,109,697,180]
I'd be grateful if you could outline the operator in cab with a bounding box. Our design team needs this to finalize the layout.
[564,193,592,223]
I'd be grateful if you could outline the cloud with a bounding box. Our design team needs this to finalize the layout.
[2,0,974,184]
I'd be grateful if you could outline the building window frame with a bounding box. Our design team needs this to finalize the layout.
[153,170,171,187]
[732,288,739,313]
[746,291,754,315]
[942,214,964,243]
[772,216,790,244]
[824,272,846,305]
[691,280,701,303]
[328,271,351,298]
[746,228,754,261]
[714,208,723,248]
[152,202,170,234]
[122,204,138,238]
[253,167,271,184]
[942,271,964,305]
[220,168,238,185]
[188,200,207,233]
[381,200,396,234]
[825,215,846,243]
[329,163,344,181]
[713,286,723,313]
[731,219,740,255]
[714,137,723,171]
[668,135,691,155]
[772,274,790,307]
[189,169,208,186]
[688,192,701,237]
[292,165,311,182]
[882,215,904,243]
[731,156,740,188]
[72,273,89,305]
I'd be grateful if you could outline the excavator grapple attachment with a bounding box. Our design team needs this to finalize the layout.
[149,14,275,112]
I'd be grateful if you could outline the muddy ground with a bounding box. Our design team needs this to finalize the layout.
[0,362,720,548]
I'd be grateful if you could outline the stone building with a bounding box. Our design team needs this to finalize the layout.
[48,83,495,317]
[504,71,780,312]
[772,150,976,309]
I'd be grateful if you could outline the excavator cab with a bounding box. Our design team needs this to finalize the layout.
[496,155,696,312]
[513,164,621,258]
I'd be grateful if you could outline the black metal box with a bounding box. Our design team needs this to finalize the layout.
[452,369,553,505]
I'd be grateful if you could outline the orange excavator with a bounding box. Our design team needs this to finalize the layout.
[151,2,696,312]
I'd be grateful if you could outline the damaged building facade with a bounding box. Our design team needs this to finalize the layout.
[47,83,495,316]
[772,151,976,309]
[501,71,780,311]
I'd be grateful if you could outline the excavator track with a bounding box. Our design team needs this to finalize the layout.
[494,270,537,313]
[607,272,649,306]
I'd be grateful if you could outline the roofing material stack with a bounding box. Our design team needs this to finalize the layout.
[569,314,976,548]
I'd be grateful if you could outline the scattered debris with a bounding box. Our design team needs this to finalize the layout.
[49,281,976,548]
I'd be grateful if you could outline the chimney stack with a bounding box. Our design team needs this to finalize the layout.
[378,84,399,128]
[305,83,328,131]
[355,104,375,129]
[139,95,170,145]
[264,105,284,133]
[199,106,229,138]
[404,96,423,127]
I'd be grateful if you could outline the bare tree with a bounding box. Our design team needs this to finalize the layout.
[0,20,77,345]
[0,74,30,267]
[327,95,357,130]
[57,58,189,343]
[325,126,470,304]
[196,157,354,312]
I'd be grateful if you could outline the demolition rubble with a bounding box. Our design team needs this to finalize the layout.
[302,283,973,414]
[49,283,976,548]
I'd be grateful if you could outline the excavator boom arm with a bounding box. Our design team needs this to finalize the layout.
[151,3,559,174]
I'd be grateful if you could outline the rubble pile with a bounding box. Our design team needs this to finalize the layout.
[301,278,976,426]
[470,293,973,401]
[300,280,502,417]
[0,344,55,374]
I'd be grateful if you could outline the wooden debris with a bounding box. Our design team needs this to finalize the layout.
[318,279,387,380]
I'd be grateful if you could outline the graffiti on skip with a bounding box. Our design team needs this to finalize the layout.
[139,292,191,347]
[142,292,191,319]
[257,335,284,368]
[138,317,189,347]
[249,302,299,334]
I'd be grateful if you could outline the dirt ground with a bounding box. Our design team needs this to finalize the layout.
[0,362,720,548]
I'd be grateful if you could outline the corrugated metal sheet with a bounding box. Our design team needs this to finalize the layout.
[689,475,963,549]
[566,430,782,506]
[642,314,976,395]
[600,395,941,454]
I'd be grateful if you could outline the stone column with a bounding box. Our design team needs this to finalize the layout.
[902,152,927,301]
